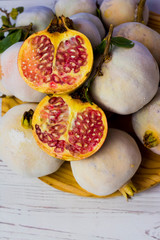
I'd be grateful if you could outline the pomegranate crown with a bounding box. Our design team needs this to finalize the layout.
[47,15,74,33]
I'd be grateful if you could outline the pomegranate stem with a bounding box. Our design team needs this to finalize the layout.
[0,23,33,33]
[47,16,73,33]
[0,8,11,25]
[88,24,113,85]
[136,0,146,23]
[83,24,114,104]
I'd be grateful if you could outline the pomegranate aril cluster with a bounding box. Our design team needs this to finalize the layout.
[22,35,54,85]
[21,34,88,87]
[56,35,88,75]
[35,97,105,156]
[35,97,69,153]
[68,108,104,154]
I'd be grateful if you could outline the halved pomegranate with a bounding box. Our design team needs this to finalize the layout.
[18,16,93,94]
[32,95,108,161]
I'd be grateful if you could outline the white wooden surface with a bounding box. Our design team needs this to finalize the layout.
[0,159,160,240]
[0,0,160,239]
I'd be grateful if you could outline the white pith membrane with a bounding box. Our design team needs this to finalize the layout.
[34,96,105,158]
[20,34,89,90]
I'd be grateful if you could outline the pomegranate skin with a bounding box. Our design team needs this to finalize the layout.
[90,41,159,115]
[16,6,55,32]
[55,0,97,17]
[71,128,141,196]
[100,0,149,27]
[70,18,101,48]
[132,88,160,155]
[70,12,106,39]
[113,22,160,65]
[0,104,64,177]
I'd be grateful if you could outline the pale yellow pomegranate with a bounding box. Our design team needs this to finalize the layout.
[113,22,160,65]
[0,104,64,177]
[71,128,141,196]
[100,0,149,27]
[132,88,160,155]
[90,41,159,115]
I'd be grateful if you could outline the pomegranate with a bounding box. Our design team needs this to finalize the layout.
[0,104,64,177]
[32,95,108,161]
[90,41,159,115]
[55,0,97,17]
[16,6,55,32]
[0,42,45,102]
[132,88,160,155]
[70,13,106,39]
[113,22,160,65]
[71,128,141,197]
[100,0,149,27]
[18,16,93,94]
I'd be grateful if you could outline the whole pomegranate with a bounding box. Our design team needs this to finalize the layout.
[113,22,160,65]
[55,0,97,17]
[90,41,159,115]
[18,16,93,94]
[0,42,45,102]
[0,104,64,177]
[71,128,141,197]
[70,18,101,48]
[100,0,149,27]
[16,6,55,32]
[132,88,160,155]
[70,12,106,39]
[32,94,108,161]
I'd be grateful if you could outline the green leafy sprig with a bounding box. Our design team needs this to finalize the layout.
[0,7,33,53]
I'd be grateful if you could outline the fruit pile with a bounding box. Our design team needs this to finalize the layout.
[0,0,160,199]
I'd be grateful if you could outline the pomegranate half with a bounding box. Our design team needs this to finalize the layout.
[32,95,108,161]
[18,16,93,94]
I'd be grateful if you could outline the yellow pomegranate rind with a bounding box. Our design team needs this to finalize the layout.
[32,94,108,161]
[18,19,93,94]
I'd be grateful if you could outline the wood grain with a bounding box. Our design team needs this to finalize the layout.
[148,11,160,32]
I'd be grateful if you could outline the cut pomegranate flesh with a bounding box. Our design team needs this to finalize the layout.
[21,35,88,88]
[33,96,106,159]
[67,108,104,154]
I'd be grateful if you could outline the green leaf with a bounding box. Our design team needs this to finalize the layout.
[0,29,22,53]
[16,7,24,13]
[0,31,4,40]
[10,8,18,20]
[94,39,107,54]
[1,15,10,27]
[111,37,135,48]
